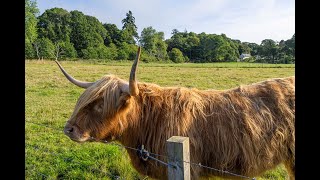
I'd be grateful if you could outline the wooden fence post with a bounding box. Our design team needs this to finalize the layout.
[167,136,190,180]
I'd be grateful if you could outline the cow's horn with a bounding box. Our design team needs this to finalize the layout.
[129,46,140,96]
[55,60,94,89]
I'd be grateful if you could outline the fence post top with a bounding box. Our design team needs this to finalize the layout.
[167,136,189,143]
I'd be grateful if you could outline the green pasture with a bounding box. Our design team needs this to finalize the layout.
[25,60,294,179]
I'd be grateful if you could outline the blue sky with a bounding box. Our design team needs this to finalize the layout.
[36,0,295,44]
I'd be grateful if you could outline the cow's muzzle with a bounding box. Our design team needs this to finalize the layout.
[64,122,90,142]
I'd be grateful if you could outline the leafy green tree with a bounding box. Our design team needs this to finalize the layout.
[70,10,88,54]
[247,43,260,56]
[82,44,117,60]
[103,23,123,46]
[198,34,237,62]
[86,15,108,45]
[169,48,185,63]
[140,26,157,52]
[171,29,179,35]
[81,47,98,59]
[166,31,187,52]
[25,0,39,44]
[166,30,201,61]
[260,39,278,63]
[121,10,138,44]
[153,32,169,60]
[33,38,55,59]
[37,8,72,43]
[285,34,295,59]
[140,27,168,60]
[70,10,107,57]
[25,41,35,59]
[62,41,78,59]
[277,34,295,64]
[238,42,251,55]
[52,41,77,60]
[25,0,39,59]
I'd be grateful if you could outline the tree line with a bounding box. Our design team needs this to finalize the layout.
[25,0,295,63]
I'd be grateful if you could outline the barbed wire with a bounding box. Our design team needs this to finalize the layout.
[26,120,256,180]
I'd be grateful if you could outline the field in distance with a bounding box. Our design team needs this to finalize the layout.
[25,60,294,179]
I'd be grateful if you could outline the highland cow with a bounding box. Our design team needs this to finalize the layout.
[55,47,295,180]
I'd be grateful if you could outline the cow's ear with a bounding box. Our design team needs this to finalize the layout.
[116,92,131,111]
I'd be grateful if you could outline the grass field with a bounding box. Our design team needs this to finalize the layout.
[25,60,294,179]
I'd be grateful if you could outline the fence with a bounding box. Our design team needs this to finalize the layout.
[26,121,256,180]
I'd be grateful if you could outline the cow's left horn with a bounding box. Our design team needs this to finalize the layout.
[55,60,94,89]
[128,46,141,96]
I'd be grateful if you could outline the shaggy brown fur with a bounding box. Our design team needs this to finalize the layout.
[64,74,295,180]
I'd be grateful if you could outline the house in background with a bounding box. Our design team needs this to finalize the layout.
[238,53,251,61]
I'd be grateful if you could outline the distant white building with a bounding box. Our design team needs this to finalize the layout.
[238,53,251,61]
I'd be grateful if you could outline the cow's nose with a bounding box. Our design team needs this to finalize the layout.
[64,124,74,135]
[65,127,73,133]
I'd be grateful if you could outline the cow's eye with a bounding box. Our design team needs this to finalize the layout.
[93,101,103,113]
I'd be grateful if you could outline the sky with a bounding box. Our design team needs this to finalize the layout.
[36,0,295,44]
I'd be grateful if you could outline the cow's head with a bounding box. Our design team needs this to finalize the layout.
[55,47,141,143]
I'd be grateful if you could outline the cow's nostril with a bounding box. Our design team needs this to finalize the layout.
[65,127,73,133]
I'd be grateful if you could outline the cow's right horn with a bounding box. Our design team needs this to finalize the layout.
[128,46,141,96]
[55,60,94,89]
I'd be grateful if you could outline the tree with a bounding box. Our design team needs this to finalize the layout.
[277,34,295,64]
[260,39,278,63]
[53,41,64,60]
[25,0,39,44]
[70,10,107,57]
[139,27,168,61]
[25,41,35,59]
[70,10,88,54]
[140,26,157,52]
[33,38,55,59]
[171,29,179,35]
[52,41,77,60]
[197,34,238,62]
[285,34,295,59]
[247,43,260,56]
[121,10,138,44]
[103,23,123,46]
[166,31,201,61]
[185,32,200,61]
[86,15,108,45]
[37,8,72,43]
[238,42,251,55]
[25,0,39,59]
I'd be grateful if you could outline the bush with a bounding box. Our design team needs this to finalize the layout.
[169,48,185,63]
[243,56,256,63]
[140,52,157,63]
